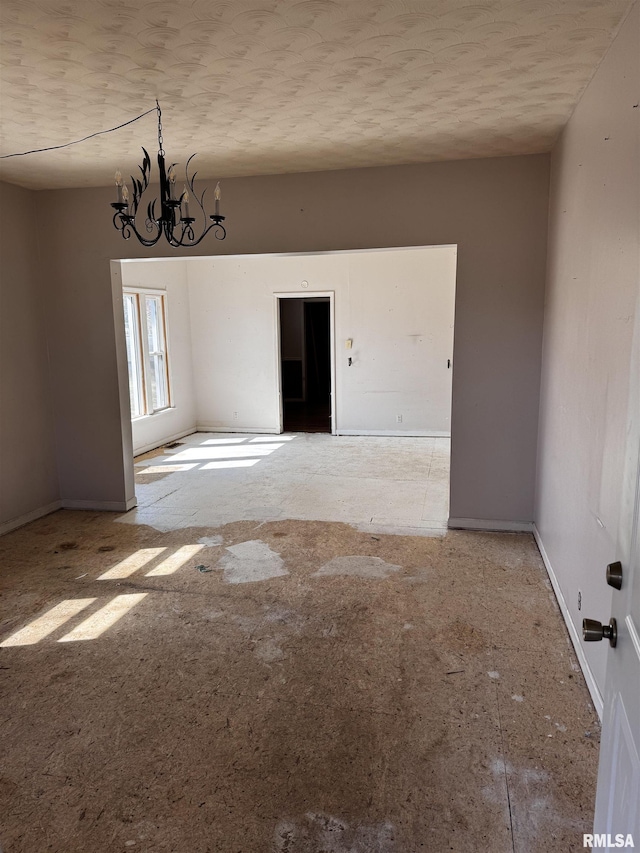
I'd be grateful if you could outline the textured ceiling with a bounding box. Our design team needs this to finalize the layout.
[0,0,633,190]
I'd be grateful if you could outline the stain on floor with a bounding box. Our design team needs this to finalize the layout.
[0,511,600,852]
[218,539,288,584]
[314,555,401,579]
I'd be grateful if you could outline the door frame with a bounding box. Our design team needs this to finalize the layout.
[274,291,336,435]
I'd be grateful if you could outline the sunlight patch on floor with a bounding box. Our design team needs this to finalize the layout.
[98,547,167,580]
[145,544,205,576]
[58,594,148,642]
[0,598,97,647]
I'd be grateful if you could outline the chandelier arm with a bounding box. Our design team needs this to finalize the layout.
[163,218,196,248]
[168,225,203,248]
[212,220,227,241]
[115,213,164,247]
[170,219,226,248]
[112,209,127,231]
[181,222,196,243]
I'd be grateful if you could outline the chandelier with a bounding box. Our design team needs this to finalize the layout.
[111,101,226,248]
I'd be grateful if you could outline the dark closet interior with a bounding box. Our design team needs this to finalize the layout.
[279,298,331,433]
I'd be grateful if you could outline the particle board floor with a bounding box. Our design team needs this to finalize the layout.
[0,434,599,852]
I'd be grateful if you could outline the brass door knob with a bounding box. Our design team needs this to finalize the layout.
[583,617,617,647]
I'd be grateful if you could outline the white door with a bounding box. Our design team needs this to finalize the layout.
[593,295,640,846]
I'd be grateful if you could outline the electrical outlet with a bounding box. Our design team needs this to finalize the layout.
[233,411,239,420]
[396,414,403,424]
[577,590,582,611]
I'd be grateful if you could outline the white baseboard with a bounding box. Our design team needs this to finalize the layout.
[133,427,196,457]
[448,517,534,533]
[61,498,137,512]
[0,500,63,536]
[194,427,450,438]
[337,430,451,438]
[196,425,280,435]
[533,525,604,719]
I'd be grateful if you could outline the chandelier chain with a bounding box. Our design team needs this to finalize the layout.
[156,100,164,156]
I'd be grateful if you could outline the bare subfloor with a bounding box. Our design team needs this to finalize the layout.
[0,437,599,852]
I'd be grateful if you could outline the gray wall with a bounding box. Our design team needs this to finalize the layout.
[535,3,639,705]
[0,182,59,531]
[0,154,549,524]
[32,152,550,522]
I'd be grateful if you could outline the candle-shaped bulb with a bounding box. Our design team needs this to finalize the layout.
[182,185,191,219]
[214,181,221,215]
[115,169,123,203]
[167,165,176,199]
[122,183,129,206]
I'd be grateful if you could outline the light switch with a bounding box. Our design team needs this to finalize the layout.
[345,339,353,349]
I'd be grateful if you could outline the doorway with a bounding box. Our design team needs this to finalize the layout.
[278,295,333,433]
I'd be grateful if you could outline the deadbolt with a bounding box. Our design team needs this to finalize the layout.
[583,617,617,647]
[606,561,623,590]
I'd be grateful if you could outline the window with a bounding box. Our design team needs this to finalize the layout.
[123,290,171,418]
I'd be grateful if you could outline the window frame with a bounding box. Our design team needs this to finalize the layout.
[123,288,172,419]
[123,291,145,419]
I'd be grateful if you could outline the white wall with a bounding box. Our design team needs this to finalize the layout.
[0,182,60,533]
[186,246,456,435]
[119,258,197,455]
[535,2,639,710]
[341,248,456,434]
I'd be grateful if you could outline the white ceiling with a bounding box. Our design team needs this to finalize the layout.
[0,0,633,190]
